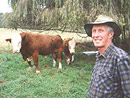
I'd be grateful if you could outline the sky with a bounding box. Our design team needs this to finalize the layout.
[0,0,12,13]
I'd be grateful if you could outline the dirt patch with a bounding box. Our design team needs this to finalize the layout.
[0,80,8,84]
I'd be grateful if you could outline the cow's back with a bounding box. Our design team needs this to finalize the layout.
[36,34,63,55]
[21,33,63,55]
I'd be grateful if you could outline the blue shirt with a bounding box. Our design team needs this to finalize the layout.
[88,44,130,98]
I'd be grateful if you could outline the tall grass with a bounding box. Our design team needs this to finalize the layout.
[0,52,95,98]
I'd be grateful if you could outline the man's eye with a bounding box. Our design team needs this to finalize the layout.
[99,29,104,33]
[92,30,96,33]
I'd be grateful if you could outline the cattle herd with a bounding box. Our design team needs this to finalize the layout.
[5,32,77,73]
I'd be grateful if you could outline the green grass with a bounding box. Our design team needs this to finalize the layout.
[0,53,95,98]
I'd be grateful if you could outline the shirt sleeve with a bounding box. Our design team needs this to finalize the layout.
[117,56,130,98]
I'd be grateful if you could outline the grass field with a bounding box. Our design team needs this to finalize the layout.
[0,28,95,98]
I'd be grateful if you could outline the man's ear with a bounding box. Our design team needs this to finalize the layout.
[5,38,12,43]
[109,31,114,39]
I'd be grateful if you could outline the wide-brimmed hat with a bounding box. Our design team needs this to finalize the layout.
[84,15,122,38]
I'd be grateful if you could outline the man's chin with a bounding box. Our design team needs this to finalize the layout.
[94,45,103,48]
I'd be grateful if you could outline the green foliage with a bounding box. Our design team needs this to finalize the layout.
[0,14,2,27]
[0,13,4,28]
[0,53,95,98]
[3,0,130,41]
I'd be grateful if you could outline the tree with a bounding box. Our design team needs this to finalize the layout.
[2,0,129,39]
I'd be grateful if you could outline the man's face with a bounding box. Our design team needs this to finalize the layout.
[92,24,113,49]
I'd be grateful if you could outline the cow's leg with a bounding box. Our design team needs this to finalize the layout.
[66,57,70,65]
[67,55,71,65]
[43,55,47,59]
[27,57,32,68]
[32,51,40,73]
[71,54,74,62]
[64,53,71,65]
[22,55,32,68]
[57,52,62,69]
[52,53,57,67]
[27,61,32,68]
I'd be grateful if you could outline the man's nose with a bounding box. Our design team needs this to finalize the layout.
[93,31,99,37]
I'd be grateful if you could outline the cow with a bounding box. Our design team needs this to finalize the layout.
[63,37,76,65]
[5,32,63,73]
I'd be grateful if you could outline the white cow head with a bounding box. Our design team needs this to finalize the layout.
[11,34,22,53]
[68,37,76,54]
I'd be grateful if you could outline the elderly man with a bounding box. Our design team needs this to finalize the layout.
[84,15,130,98]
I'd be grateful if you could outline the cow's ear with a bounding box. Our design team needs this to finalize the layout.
[20,32,26,40]
[76,42,80,46]
[72,37,75,41]
[65,42,68,46]
[5,38,12,43]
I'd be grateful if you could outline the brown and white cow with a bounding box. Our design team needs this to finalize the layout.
[63,37,76,65]
[5,32,63,73]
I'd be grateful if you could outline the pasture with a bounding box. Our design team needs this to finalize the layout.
[0,28,95,98]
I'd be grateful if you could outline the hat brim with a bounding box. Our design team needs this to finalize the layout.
[84,22,122,38]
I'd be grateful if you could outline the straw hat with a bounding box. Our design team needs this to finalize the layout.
[84,15,122,38]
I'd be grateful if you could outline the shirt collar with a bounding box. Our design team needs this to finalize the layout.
[96,43,114,58]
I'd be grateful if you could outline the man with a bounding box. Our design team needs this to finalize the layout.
[84,15,130,98]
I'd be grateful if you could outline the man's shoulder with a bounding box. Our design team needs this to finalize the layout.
[111,45,129,59]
